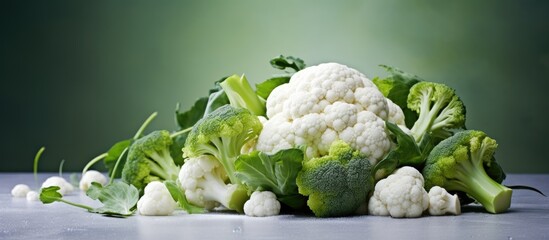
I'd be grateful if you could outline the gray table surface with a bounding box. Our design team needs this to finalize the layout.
[1,173,548,240]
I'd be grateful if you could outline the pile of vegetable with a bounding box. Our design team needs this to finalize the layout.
[11,55,543,218]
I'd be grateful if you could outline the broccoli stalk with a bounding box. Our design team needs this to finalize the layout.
[220,74,266,116]
[407,82,466,143]
[183,105,263,184]
[422,130,512,213]
[122,130,182,191]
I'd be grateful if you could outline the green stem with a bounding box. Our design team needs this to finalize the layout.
[33,147,46,189]
[109,147,128,184]
[58,198,95,211]
[170,127,193,138]
[82,153,108,176]
[58,160,65,177]
[454,165,512,214]
[133,112,158,140]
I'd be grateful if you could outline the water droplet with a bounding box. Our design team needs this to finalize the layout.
[508,237,513,240]
[232,226,242,233]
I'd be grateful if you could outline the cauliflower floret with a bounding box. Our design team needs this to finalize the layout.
[79,170,108,191]
[386,98,405,126]
[368,166,429,218]
[257,62,392,164]
[179,155,249,212]
[41,176,74,196]
[428,186,461,216]
[11,184,31,198]
[26,191,40,202]
[244,191,281,217]
[137,181,178,216]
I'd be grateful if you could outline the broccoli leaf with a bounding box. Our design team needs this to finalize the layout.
[164,180,205,214]
[374,65,422,128]
[173,80,230,165]
[235,148,306,209]
[256,76,290,100]
[270,55,305,72]
[204,89,230,117]
[103,139,132,178]
[175,78,230,131]
[170,134,187,166]
[175,98,208,130]
[373,122,424,180]
[256,55,306,101]
[86,182,139,216]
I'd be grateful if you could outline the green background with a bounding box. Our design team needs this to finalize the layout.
[2,1,548,173]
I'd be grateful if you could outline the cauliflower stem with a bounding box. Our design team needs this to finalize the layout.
[179,155,249,213]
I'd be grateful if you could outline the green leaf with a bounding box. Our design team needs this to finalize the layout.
[176,98,208,130]
[175,79,230,131]
[387,122,424,166]
[86,182,103,200]
[204,88,229,116]
[39,186,63,204]
[103,139,132,178]
[374,65,423,128]
[164,181,205,214]
[373,122,424,181]
[485,157,506,183]
[40,183,137,217]
[235,148,306,208]
[256,76,290,100]
[270,55,306,72]
[40,186,95,211]
[169,134,187,166]
[87,181,139,216]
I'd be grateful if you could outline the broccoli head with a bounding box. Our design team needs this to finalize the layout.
[422,130,512,213]
[407,81,466,143]
[122,130,181,191]
[296,140,374,217]
[183,105,262,184]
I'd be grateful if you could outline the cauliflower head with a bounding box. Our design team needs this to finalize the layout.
[428,186,461,216]
[243,191,281,217]
[26,191,40,202]
[137,181,178,216]
[256,62,392,164]
[11,184,31,198]
[41,176,74,196]
[79,170,108,191]
[368,166,429,218]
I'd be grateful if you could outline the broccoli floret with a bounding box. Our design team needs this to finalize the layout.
[407,81,466,143]
[183,105,263,184]
[296,140,374,217]
[220,74,266,116]
[122,130,181,191]
[422,130,512,213]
